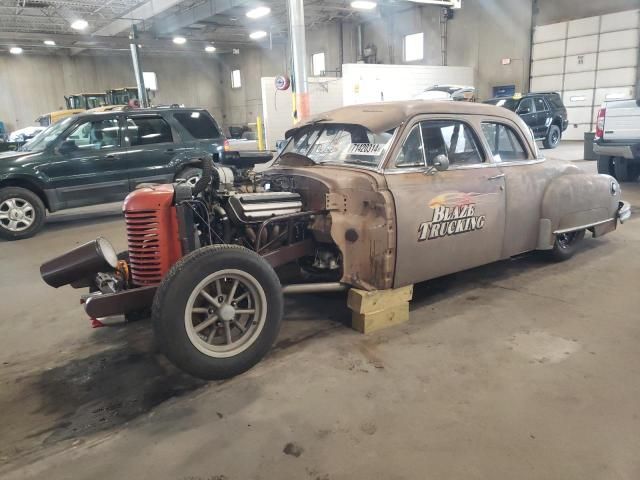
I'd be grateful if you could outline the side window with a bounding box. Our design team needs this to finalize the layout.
[127,116,173,146]
[517,98,535,114]
[481,122,528,162]
[62,119,120,151]
[534,97,547,112]
[420,120,483,166]
[173,112,221,139]
[394,124,425,168]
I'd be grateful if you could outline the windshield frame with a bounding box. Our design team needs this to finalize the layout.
[274,122,398,172]
[19,116,77,152]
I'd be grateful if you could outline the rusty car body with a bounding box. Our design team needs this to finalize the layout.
[41,100,631,380]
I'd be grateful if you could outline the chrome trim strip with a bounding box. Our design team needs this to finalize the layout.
[553,218,615,234]
[496,159,545,167]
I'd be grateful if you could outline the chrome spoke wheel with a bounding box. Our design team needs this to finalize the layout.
[185,269,267,358]
[0,197,35,232]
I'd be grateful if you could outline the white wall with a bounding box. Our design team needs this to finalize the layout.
[342,63,474,105]
[261,76,343,149]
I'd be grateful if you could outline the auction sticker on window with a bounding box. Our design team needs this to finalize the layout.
[346,143,385,156]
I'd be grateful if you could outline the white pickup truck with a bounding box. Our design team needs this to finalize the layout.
[594,99,640,182]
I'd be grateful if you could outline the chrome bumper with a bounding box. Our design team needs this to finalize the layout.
[618,201,631,224]
[593,143,635,160]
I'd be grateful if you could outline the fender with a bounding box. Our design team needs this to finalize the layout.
[168,151,219,173]
[538,173,620,249]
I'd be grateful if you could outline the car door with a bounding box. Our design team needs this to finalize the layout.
[479,118,547,256]
[39,115,129,208]
[533,96,551,137]
[516,98,538,135]
[384,116,507,288]
[124,114,180,190]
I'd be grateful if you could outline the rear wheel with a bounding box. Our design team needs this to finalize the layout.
[0,187,46,240]
[549,229,585,262]
[597,155,614,176]
[152,245,283,380]
[542,125,561,149]
[175,167,202,187]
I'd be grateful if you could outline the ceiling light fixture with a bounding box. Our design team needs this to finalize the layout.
[173,36,187,45]
[9,47,23,54]
[44,40,56,46]
[70,19,88,30]
[205,45,216,52]
[351,0,377,10]
[249,30,267,40]
[246,6,271,19]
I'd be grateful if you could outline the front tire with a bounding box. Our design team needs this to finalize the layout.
[152,245,283,380]
[542,125,561,149]
[549,229,585,262]
[0,187,46,240]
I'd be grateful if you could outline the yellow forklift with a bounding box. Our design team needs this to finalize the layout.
[64,93,109,110]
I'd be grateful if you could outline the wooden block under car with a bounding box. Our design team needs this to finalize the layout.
[351,302,410,334]
[348,285,413,334]
[347,285,413,314]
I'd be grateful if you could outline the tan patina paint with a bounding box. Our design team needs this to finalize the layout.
[267,100,623,291]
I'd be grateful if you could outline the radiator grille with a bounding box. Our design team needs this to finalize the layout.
[125,210,165,286]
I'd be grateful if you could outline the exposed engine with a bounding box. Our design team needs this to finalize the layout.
[122,156,340,289]
[41,155,343,297]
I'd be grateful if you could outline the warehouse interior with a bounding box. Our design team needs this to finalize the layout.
[1,0,639,478]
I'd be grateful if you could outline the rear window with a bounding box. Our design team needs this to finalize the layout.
[173,112,221,139]
[545,94,564,110]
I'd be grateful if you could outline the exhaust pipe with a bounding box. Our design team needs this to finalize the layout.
[281,282,347,295]
[41,237,118,288]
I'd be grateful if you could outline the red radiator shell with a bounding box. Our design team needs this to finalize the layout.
[123,184,181,286]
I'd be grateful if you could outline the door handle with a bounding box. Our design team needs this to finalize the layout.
[165,148,175,153]
[488,173,505,180]
[104,154,118,160]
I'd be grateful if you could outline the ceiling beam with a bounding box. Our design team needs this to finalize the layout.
[153,0,251,35]
[0,30,271,53]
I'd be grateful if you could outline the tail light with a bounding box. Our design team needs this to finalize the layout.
[123,185,181,286]
[224,138,231,151]
[595,107,606,139]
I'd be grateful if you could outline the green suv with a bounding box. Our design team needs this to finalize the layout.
[0,108,228,240]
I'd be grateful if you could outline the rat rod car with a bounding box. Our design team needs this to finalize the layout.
[41,101,631,380]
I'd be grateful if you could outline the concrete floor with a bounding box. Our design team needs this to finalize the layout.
[1,142,639,479]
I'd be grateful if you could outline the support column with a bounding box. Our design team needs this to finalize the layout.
[287,0,309,121]
[129,25,149,108]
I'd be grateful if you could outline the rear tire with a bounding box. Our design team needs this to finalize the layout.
[0,187,46,240]
[175,167,202,188]
[597,156,614,176]
[153,245,283,380]
[543,125,561,149]
[549,229,585,262]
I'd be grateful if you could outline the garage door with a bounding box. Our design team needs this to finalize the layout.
[531,9,639,140]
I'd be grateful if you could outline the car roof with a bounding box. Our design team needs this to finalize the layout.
[73,107,207,120]
[286,100,523,137]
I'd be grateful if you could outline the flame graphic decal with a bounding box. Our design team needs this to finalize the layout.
[428,191,484,209]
